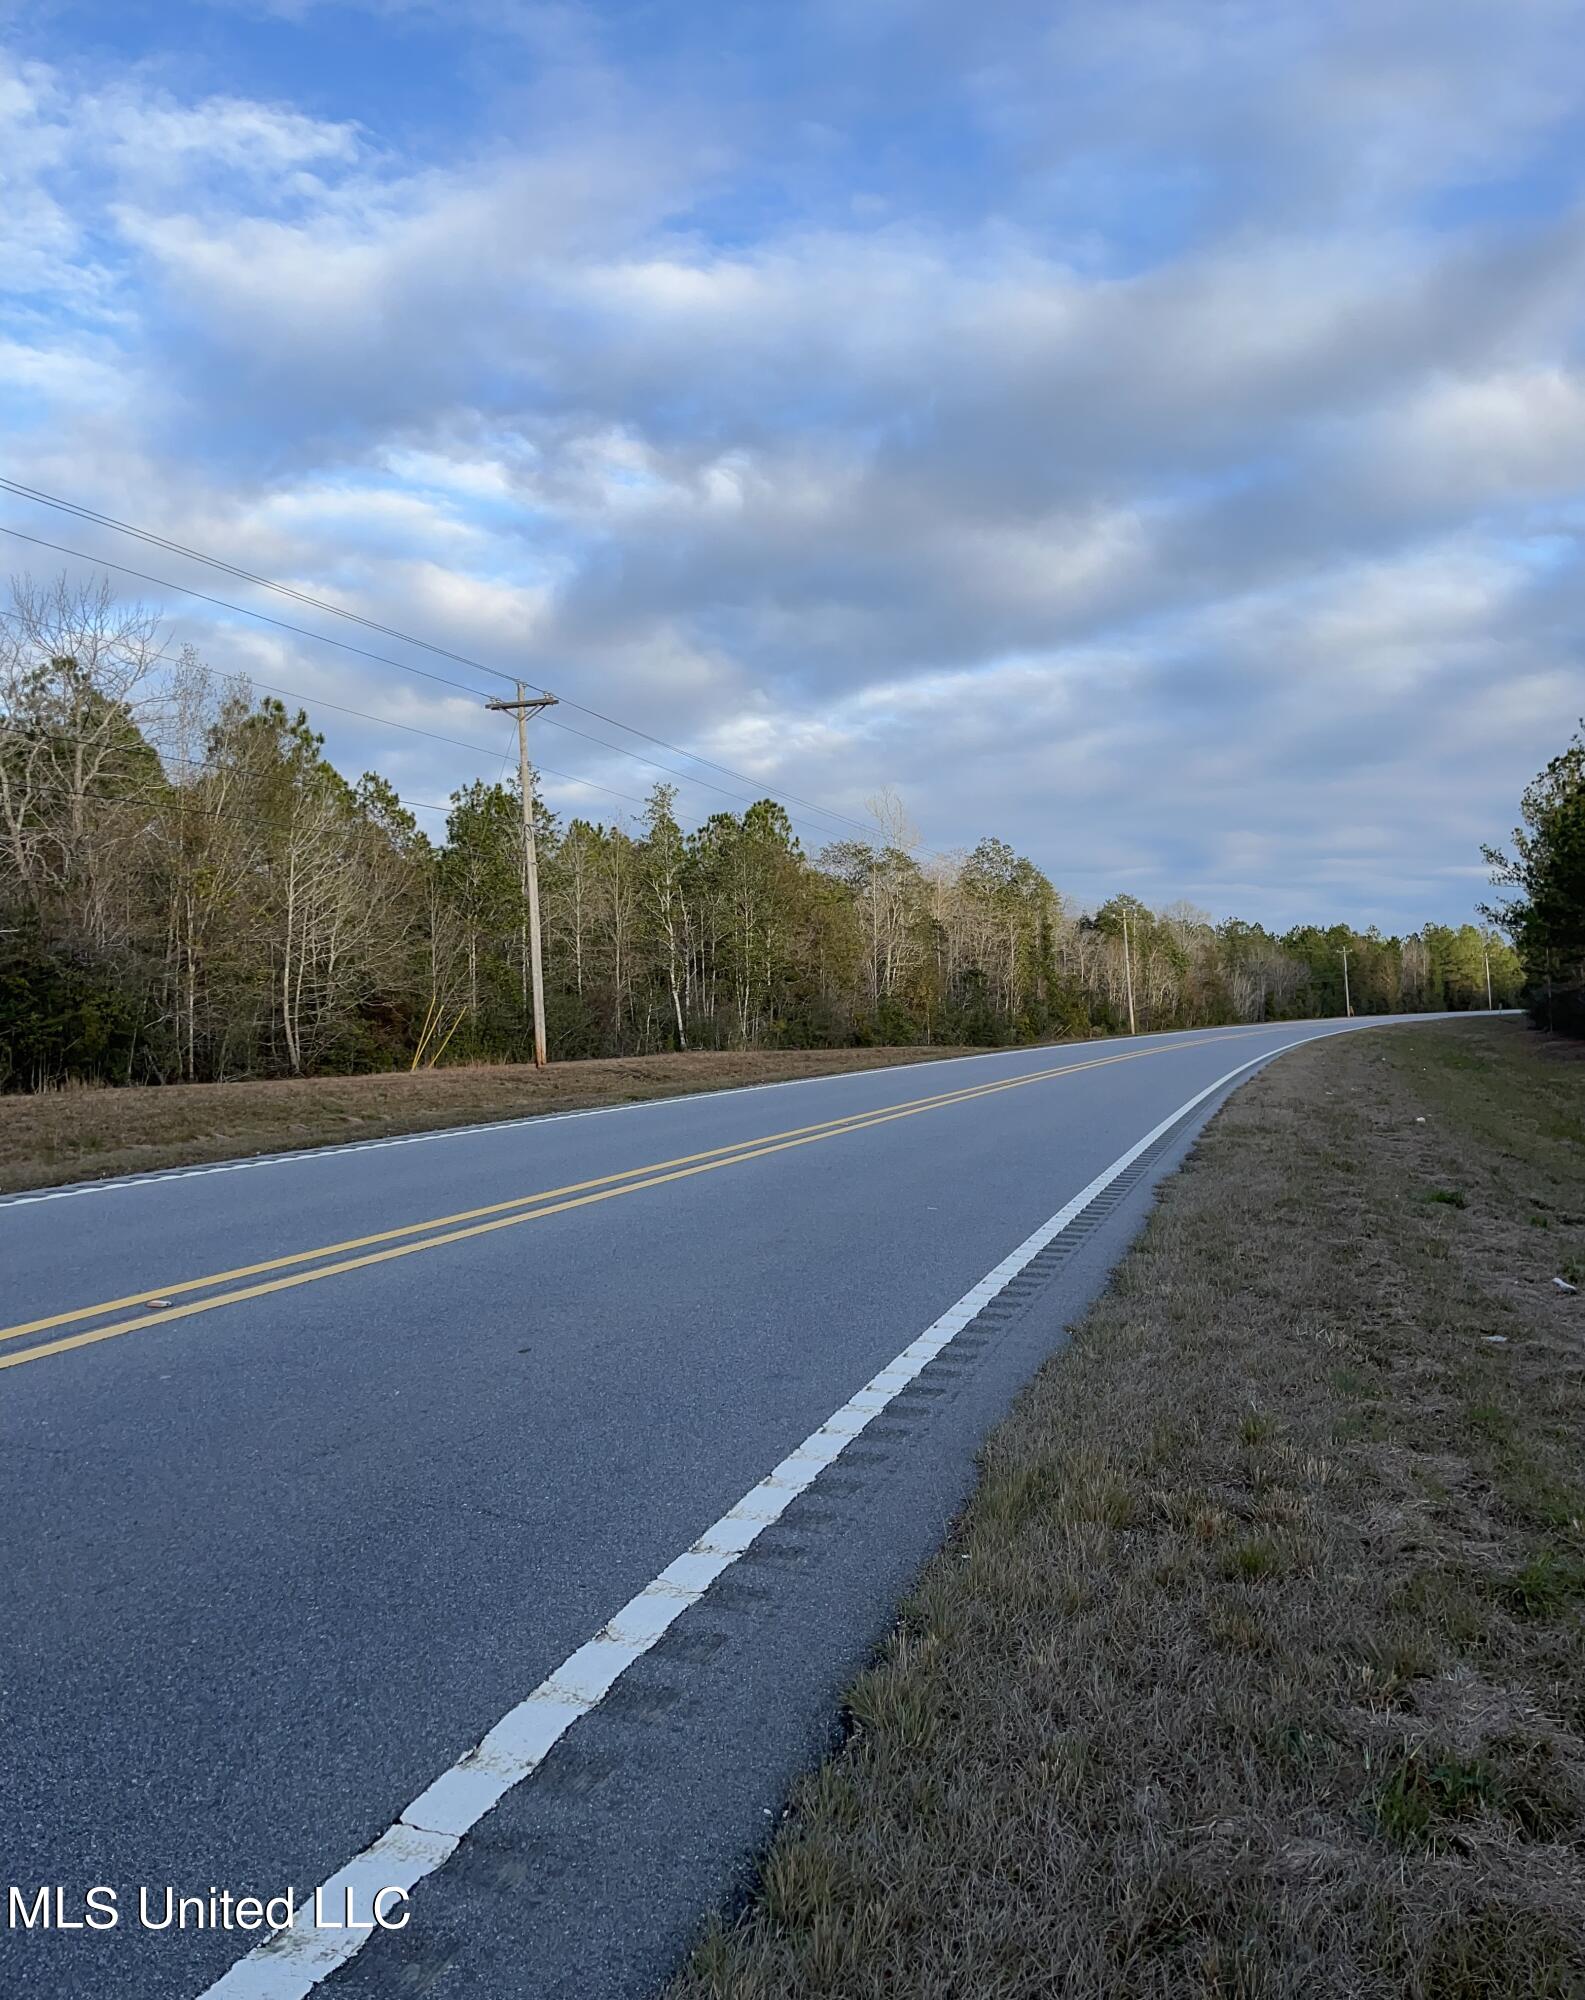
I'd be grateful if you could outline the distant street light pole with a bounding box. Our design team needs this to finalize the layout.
[1482,936,1494,1011]
[485,683,559,1068]
[1340,946,1353,1018]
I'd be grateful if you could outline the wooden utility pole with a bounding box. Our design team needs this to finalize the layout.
[1121,908,1137,1035]
[486,684,558,1067]
[1340,946,1352,1018]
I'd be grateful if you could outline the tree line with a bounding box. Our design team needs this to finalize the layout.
[1485,722,1585,1036]
[0,576,1523,1089]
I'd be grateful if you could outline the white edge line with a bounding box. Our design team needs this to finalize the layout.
[0,1022,1299,1210]
[194,1036,1315,2000]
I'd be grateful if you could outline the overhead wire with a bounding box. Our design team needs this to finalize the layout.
[0,534,853,836]
[0,475,519,685]
[235,679,655,812]
[0,520,876,848]
[0,523,488,697]
[0,476,885,841]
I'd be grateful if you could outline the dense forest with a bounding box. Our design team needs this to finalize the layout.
[0,576,1524,1089]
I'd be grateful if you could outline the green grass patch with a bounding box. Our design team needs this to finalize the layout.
[1502,1550,1585,1620]
[1372,1748,1495,1846]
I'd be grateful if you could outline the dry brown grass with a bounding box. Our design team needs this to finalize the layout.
[671,1020,1585,2000]
[0,1044,998,1195]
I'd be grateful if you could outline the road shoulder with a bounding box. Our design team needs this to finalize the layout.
[0,1043,1008,1195]
[670,1020,1585,2000]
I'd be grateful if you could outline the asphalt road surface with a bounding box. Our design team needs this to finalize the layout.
[1,1016,1436,1999]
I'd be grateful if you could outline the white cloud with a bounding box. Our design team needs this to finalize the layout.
[100,92,362,183]
[1364,366,1585,506]
[1,6,1582,927]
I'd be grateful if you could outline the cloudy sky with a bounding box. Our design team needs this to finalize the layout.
[2,0,1581,929]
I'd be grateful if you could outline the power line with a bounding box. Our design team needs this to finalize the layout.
[0,536,853,851]
[0,476,519,687]
[179,665,846,832]
[259,673,861,831]
[236,678,655,812]
[0,476,884,841]
[0,523,488,697]
[0,519,879,847]
[536,711,849,820]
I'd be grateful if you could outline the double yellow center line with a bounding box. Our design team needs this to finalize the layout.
[2,1034,1251,1374]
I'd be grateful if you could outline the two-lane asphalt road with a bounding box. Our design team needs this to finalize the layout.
[1,1017,1431,1998]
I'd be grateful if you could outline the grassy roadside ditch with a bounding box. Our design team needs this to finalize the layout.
[672,1020,1585,2000]
[0,1043,999,1195]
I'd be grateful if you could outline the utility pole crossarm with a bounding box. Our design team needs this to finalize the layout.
[485,685,559,1069]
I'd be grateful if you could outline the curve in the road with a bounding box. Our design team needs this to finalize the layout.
[1,1031,1263,1374]
[2,1016,1458,2000]
[196,1044,1280,2000]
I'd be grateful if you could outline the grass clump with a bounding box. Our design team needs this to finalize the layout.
[1372,1748,1496,1846]
[1502,1550,1585,1620]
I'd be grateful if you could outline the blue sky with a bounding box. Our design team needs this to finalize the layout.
[2,0,1583,927]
